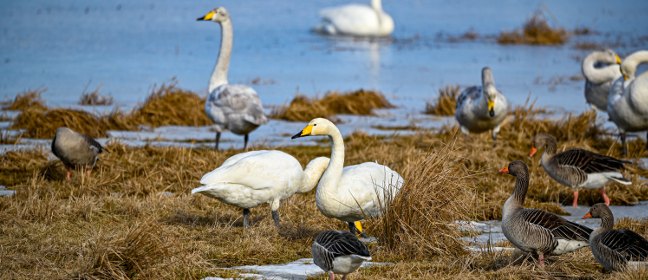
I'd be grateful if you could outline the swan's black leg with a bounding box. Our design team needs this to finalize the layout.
[215,132,221,150]
[621,132,627,156]
[243,208,250,228]
[272,210,280,227]
[244,134,249,150]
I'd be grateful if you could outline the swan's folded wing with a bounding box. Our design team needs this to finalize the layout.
[340,162,404,200]
[200,151,298,189]
[209,84,267,125]
[456,86,481,110]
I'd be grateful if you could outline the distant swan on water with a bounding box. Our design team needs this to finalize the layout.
[315,0,394,37]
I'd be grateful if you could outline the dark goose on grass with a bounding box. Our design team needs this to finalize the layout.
[312,230,371,280]
[583,203,648,272]
[51,127,103,181]
[499,160,592,267]
[530,133,631,208]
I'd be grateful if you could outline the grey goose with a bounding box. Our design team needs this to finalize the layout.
[51,127,103,181]
[499,160,592,267]
[312,230,371,280]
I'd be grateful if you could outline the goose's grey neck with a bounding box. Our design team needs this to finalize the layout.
[598,207,615,230]
[209,19,233,93]
[512,171,529,205]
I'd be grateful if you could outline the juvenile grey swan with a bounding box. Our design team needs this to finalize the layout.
[499,160,592,267]
[582,203,648,272]
[530,133,631,208]
[197,7,267,150]
[51,127,103,181]
[581,50,622,111]
[312,230,371,280]
[192,150,329,228]
[607,50,648,155]
[455,67,509,142]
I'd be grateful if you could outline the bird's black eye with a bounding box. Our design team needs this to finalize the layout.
[313,124,317,126]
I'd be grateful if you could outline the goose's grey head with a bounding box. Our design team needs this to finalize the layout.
[499,160,528,178]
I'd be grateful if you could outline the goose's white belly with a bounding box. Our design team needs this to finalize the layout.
[332,255,370,274]
[552,239,589,255]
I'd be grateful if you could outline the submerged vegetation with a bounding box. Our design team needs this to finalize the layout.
[424,85,460,116]
[497,11,568,45]
[1,100,647,278]
[271,89,394,122]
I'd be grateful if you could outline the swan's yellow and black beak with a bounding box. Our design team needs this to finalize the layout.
[615,54,622,65]
[197,10,215,21]
[291,124,313,139]
[354,221,364,234]
[487,99,495,117]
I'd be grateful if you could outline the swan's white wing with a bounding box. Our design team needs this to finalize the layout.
[338,162,404,215]
[205,84,268,128]
[629,73,648,116]
[319,4,380,35]
[200,150,301,190]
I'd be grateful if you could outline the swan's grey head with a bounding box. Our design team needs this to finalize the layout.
[481,67,498,117]
[291,118,334,139]
[197,7,229,23]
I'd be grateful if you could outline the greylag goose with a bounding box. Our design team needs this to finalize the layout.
[197,7,267,150]
[315,0,394,37]
[530,133,631,208]
[455,67,509,142]
[292,118,404,236]
[500,160,592,267]
[581,49,622,112]
[582,203,648,272]
[192,150,329,228]
[312,230,371,280]
[607,50,648,155]
[51,127,103,181]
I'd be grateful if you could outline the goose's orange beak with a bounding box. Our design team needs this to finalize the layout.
[529,146,537,157]
[582,212,592,219]
[498,166,509,174]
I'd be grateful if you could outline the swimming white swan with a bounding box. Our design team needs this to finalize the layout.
[607,50,648,155]
[291,118,404,235]
[455,67,509,141]
[197,7,267,150]
[581,50,622,112]
[192,150,330,228]
[315,0,394,37]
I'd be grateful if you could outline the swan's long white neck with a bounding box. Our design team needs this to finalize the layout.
[209,18,233,93]
[481,68,496,107]
[622,50,648,80]
[299,157,330,193]
[317,126,345,203]
[582,52,620,84]
[371,0,383,11]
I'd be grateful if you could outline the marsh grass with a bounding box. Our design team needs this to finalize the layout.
[424,85,460,116]
[1,105,648,278]
[498,12,568,45]
[78,88,114,106]
[271,89,394,122]
[8,83,211,139]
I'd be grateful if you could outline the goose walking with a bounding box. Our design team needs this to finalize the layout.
[315,0,394,37]
[192,150,329,228]
[530,133,631,208]
[51,127,103,181]
[292,118,404,235]
[581,50,622,112]
[312,230,371,280]
[455,67,509,142]
[607,50,648,155]
[197,7,267,150]
[499,160,592,267]
[582,203,648,272]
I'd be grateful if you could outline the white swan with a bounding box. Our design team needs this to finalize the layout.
[197,7,267,150]
[607,50,648,155]
[315,0,394,37]
[581,50,622,112]
[455,67,509,141]
[192,150,330,228]
[291,118,404,235]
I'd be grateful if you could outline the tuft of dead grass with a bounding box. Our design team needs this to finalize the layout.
[10,108,134,138]
[424,85,460,116]
[79,88,114,106]
[271,89,394,122]
[497,11,568,45]
[2,89,48,111]
[127,83,211,127]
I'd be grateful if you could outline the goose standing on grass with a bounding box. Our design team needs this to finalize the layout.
[455,67,509,142]
[499,160,592,267]
[582,203,648,272]
[192,150,330,228]
[197,7,267,150]
[582,49,622,112]
[315,0,394,37]
[607,50,648,155]
[312,230,371,280]
[51,127,103,181]
[292,118,404,236]
[530,133,631,208]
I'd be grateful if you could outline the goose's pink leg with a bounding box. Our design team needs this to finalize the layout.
[572,190,579,208]
[329,271,335,280]
[538,252,545,267]
[600,188,611,206]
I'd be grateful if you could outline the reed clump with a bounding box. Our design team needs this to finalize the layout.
[127,83,211,127]
[2,89,47,111]
[497,12,568,45]
[271,89,394,122]
[10,108,134,138]
[424,85,460,116]
[78,89,113,106]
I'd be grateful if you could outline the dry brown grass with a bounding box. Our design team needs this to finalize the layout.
[498,12,568,45]
[271,89,394,122]
[1,105,647,278]
[2,89,48,111]
[424,85,460,116]
[79,89,114,106]
[8,83,211,139]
